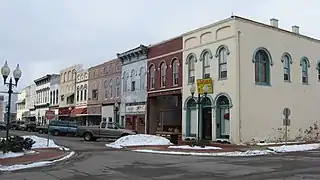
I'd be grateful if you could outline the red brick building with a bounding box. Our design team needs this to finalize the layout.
[147,36,183,138]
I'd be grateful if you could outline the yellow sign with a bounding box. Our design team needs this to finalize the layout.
[196,78,214,94]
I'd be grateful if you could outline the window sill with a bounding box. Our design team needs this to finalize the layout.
[218,77,228,81]
[284,80,291,83]
[302,82,309,85]
[160,86,166,89]
[255,82,271,86]
[172,84,178,87]
[149,88,155,90]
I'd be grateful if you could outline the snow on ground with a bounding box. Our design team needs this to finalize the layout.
[256,141,302,146]
[0,150,36,159]
[168,145,222,150]
[106,134,173,149]
[133,149,276,156]
[23,135,60,149]
[268,143,320,153]
[0,151,75,171]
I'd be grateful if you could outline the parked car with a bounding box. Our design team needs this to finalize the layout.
[25,120,37,131]
[0,121,6,130]
[36,124,49,134]
[77,121,136,141]
[48,120,78,136]
[9,121,24,130]
[18,121,27,131]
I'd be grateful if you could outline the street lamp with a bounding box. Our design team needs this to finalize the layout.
[114,102,119,123]
[1,61,22,142]
[190,84,208,146]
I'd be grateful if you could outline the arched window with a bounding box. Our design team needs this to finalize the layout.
[84,85,87,101]
[50,91,53,105]
[172,59,179,86]
[300,57,309,84]
[187,54,195,83]
[123,72,127,93]
[52,90,56,104]
[116,77,120,97]
[282,53,292,82]
[253,48,272,85]
[160,62,166,87]
[80,85,83,101]
[109,79,113,98]
[202,52,210,78]
[149,65,155,89]
[68,71,72,81]
[218,48,228,79]
[131,69,136,91]
[140,67,145,90]
[104,80,109,99]
[76,86,80,102]
[64,72,67,82]
[56,90,59,104]
[317,62,320,81]
[72,69,76,80]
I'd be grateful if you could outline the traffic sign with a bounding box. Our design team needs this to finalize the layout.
[45,110,55,120]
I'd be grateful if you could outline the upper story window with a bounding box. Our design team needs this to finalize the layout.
[104,80,109,99]
[300,57,310,84]
[149,64,155,89]
[131,69,136,91]
[317,61,320,81]
[160,62,166,87]
[83,85,87,101]
[68,71,72,81]
[217,46,229,79]
[116,77,121,97]
[140,67,145,90]
[109,79,113,98]
[76,86,80,102]
[56,89,59,104]
[253,47,273,85]
[123,72,127,93]
[64,72,67,82]
[201,50,211,78]
[187,54,196,83]
[172,59,179,86]
[281,53,292,82]
[80,85,83,101]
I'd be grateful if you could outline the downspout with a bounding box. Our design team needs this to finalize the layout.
[236,25,242,143]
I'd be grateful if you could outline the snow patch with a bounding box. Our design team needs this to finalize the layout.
[133,149,275,156]
[256,141,302,146]
[268,143,320,153]
[168,145,222,150]
[106,134,172,149]
[23,135,60,149]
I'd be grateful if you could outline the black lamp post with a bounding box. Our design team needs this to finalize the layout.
[114,102,119,123]
[1,61,22,142]
[190,84,208,145]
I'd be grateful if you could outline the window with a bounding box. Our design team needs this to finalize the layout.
[160,62,166,87]
[104,80,109,99]
[254,49,272,84]
[116,77,120,97]
[172,59,178,86]
[218,48,228,79]
[131,69,136,91]
[76,87,80,102]
[84,89,87,100]
[80,88,83,101]
[300,58,309,84]
[282,54,291,81]
[187,55,195,83]
[123,72,127,92]
[92,89,98,99]
[317,62,320,81]
[149,65,155,89]
[202,52,210,78]
[50,91,52,105]
[52,90,55,104]
[140,67,145,90]
[109,79,113,98]
[56,90,59,104]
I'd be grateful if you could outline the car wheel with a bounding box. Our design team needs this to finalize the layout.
[84,132,93,141]
[53,130,60,136]
[39,129,43,134]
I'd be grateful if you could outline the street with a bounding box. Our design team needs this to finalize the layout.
[1,130,320,180]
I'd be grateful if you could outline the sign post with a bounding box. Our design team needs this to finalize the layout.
[45,110,55,147]
[282,108,291,145]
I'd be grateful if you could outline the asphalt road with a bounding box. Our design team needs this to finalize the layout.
[1,130,320,180]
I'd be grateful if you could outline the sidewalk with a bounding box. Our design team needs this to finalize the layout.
[0,148,68,166]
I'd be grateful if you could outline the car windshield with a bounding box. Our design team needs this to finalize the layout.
[114,122,124,129]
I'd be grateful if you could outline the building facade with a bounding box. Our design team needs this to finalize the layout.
[34,74,59,124]
[73,69,89,125]
[24,84,37,121]
[117,45,148,133]
[58,64,83,120]
[182,15,320,144]
[147,37,183,137]
[49,75,60,117]
[16,88,27,121]
[87,59,121,125]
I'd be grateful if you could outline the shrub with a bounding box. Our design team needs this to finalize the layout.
[0,136,35,153]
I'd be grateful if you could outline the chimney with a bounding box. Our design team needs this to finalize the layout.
[292,25,299,34]
[270,18,278,28]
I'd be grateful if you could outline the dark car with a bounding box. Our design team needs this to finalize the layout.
[36,124,49,134]
[0,121,6,130]
[25,120,37,131]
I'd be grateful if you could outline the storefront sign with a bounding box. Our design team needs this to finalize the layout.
[126,105,146,113]
[196,78,213,94]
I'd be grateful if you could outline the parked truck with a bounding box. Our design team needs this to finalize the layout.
[77,121,136,141]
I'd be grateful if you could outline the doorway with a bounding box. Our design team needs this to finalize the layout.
[201,97,212,140]
[216,95,230,139]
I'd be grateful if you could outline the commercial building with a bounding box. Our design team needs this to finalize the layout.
[49,75,60,118]
[16,88,27,121]
[117,45,148,133]
[24,84,37,121]
[73,69,89,125]
[147,37,183,139]
[182,16,320,144]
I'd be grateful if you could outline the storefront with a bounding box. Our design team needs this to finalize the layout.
[71,107,88,125]
[86,105,102,125]
[58,107,72,121]
[125,102,146,133]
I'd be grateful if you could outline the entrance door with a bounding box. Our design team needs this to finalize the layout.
[216,95,230,139]
[201,97,212,140]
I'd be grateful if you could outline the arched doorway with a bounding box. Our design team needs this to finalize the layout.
[201,97,212,140]
[216,95,231,139]
[185,98,196,137]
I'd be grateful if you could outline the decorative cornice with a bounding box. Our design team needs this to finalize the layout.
[117,45,148,62]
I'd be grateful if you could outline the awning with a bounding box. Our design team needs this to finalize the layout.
[16,99,25,104]
[22,111,30,117]
[71,107,87,117]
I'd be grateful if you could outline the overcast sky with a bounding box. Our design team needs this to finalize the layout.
[0,0,319,91]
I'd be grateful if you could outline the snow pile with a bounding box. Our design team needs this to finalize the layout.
[23,135,60,149]
[256,141,301,146]
[106,134,173,149]
[0,151,36,159]
[133,149,276,156]
[168,145,222,150]
[269,143,320,153]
